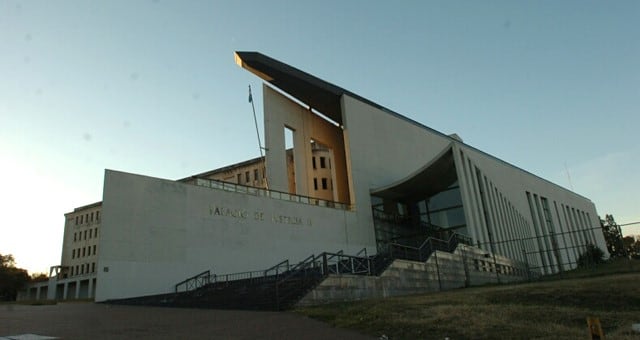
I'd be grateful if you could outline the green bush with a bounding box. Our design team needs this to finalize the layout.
[576,244,605,268]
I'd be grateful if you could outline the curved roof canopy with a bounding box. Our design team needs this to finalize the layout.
[371,147,457,202]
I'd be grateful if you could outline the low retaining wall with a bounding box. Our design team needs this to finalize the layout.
[297,245,531,306]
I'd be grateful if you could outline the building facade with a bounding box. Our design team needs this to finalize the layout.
[21,52,608,302]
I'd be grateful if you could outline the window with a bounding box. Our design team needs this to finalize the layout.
[84,230,87,240]
[75,216,79,225]
[237,174,241,183]
[75,265,79,275]
[72,249,75,258]
[89,229,92,239]
[322,178,328,190]
[82,247,86,257]
[320,157,326,168]
[70,266,74,276]
[85,214,89,223]
[245,171,250,183]
[312,157,317,169]
[95,228,98,237]
[254,169,259,181]
[92,262,95,273]
[80,215,83,224]
[90,212,94,221]
[96,211,100,221]
[313,178,318,190]
[93,245,96,255]
[73,233,77,242]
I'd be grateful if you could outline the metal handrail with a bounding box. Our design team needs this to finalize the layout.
[263,259,290,276]
[388,232,471,262]
[193,177,354,211]
[175,270,210,293]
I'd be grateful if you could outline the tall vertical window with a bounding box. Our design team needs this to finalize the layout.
[254,169,259,181]
[320,157,326,168]
[237,174,242,183]
[313,178,318,190]
[245,171,250,183]
[322,178,328,190]
[96,211,100,221]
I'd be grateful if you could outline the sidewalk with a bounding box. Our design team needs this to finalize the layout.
[1,303,373,340]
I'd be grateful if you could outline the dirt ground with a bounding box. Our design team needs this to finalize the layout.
[0,302,373,340]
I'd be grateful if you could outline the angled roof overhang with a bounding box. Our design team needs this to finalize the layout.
[370,146,457,202]
[235,51,345,124]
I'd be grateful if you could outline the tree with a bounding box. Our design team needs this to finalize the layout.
[600,214,625,257]
[0,253,30,301]
[30,272,49,282]
[623,235,640,259]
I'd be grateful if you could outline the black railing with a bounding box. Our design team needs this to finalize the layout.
[192,177,353,211]
[388,233,471,263]
[175,270,210,293]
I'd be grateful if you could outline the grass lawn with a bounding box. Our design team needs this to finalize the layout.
[296,259,640,339]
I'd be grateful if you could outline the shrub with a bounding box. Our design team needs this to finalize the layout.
[576,244,605,268]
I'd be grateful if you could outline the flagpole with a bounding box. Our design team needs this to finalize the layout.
[248,85,268,189]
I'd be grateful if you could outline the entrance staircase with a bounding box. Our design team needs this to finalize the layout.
[107,233,470,310]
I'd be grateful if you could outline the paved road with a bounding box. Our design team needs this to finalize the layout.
[1,303,374,340]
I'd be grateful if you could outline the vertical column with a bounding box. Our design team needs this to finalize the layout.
[75,279,81,299]
[472,167,491,247]
[452,146,479,244]
[63,282,69,300]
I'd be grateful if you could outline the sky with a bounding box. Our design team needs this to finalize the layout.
[0,1,638,274]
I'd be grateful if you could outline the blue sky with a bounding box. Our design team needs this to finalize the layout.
[1,1,638,273]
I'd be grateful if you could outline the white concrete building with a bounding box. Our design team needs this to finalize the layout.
[22,52,608,302]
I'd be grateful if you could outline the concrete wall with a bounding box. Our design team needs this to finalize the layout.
[340,94,454,253]
[298,245,527,306]
[453,143,607,273]
[96,170,365,302]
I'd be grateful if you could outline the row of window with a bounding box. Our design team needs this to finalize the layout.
[75,211,100,225]
[72,245,97,259]
[313,177,331,191]
[312,156,330,169]
[237,167,266,185]
[70,262,95,277]
[73,227,98,242]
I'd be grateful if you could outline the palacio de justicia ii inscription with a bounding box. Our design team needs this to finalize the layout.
[209,205,312,226]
